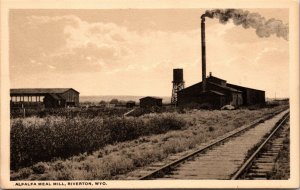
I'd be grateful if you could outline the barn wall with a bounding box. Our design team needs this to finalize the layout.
[178,91,230,108]
[140,98,162,108]
[44,95,58,108]
[60,89,80,107]
[177,83,203,106]
[199,93,224,108]
[246,89,265,105]
[227,84,265,105]
[230,92,243,107]
[177,93,200,106]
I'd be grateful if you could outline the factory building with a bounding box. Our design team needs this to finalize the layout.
[174,16,265,108]
[10,88,80,108]
[177,73,243,108]
[140,96,162,108]
[177,72,265,108]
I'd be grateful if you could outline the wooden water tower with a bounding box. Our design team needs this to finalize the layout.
[171,69,185,105]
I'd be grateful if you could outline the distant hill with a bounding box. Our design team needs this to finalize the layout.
[80,95,171,104]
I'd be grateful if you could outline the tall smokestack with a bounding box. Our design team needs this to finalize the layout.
[201,16,206,92]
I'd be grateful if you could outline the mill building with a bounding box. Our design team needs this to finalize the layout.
[171,16,265,109]
[176,72,264,108]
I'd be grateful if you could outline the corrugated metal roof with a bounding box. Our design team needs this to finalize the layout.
[10,88,79,95]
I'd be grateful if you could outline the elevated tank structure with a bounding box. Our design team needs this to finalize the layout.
[171,68,185,105]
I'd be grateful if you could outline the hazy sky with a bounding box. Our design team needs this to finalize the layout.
[9,9,289,98]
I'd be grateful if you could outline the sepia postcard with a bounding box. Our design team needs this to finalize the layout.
[0,0,299,189]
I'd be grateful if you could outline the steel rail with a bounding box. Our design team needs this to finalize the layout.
[139,108,288,180]
[230,112,290,180]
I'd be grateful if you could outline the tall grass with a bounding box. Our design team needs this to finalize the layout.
[11,114,186,170]
[10,107,130,118]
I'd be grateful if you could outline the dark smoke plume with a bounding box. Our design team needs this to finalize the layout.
[202,9,288,40]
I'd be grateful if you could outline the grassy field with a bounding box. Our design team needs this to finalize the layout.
[10,105,288,180]
[10,107,132,118]
[11,113,185,170]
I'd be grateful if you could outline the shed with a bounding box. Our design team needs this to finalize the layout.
[139,96,162,108]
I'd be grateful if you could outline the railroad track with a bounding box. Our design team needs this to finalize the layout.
[137,109,289,180]
[233,116,290,180]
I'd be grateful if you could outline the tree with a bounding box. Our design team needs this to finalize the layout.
[110,99,119,104]
[99,100,106,105]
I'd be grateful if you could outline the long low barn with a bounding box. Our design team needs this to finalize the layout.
[10,88,80,108]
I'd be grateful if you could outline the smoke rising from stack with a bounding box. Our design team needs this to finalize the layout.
[202,9,288,40]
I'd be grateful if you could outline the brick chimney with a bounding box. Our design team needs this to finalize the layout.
[201,16,206,92]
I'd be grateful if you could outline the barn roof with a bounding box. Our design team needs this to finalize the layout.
[178,80,241,94]
[140,96,163,100]
[207,90,225,96]
[208,82,241,93]
[207,75,226,82]
[227,83,264,92]
[10,88,79,95]
[48,93,64,100]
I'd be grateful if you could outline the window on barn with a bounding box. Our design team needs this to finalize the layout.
[24,96,29,102]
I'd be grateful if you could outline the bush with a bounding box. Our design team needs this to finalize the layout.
[10,168,33,180]
[32,162,49,174]
[147,115,184,133]
[11,114,186,170]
